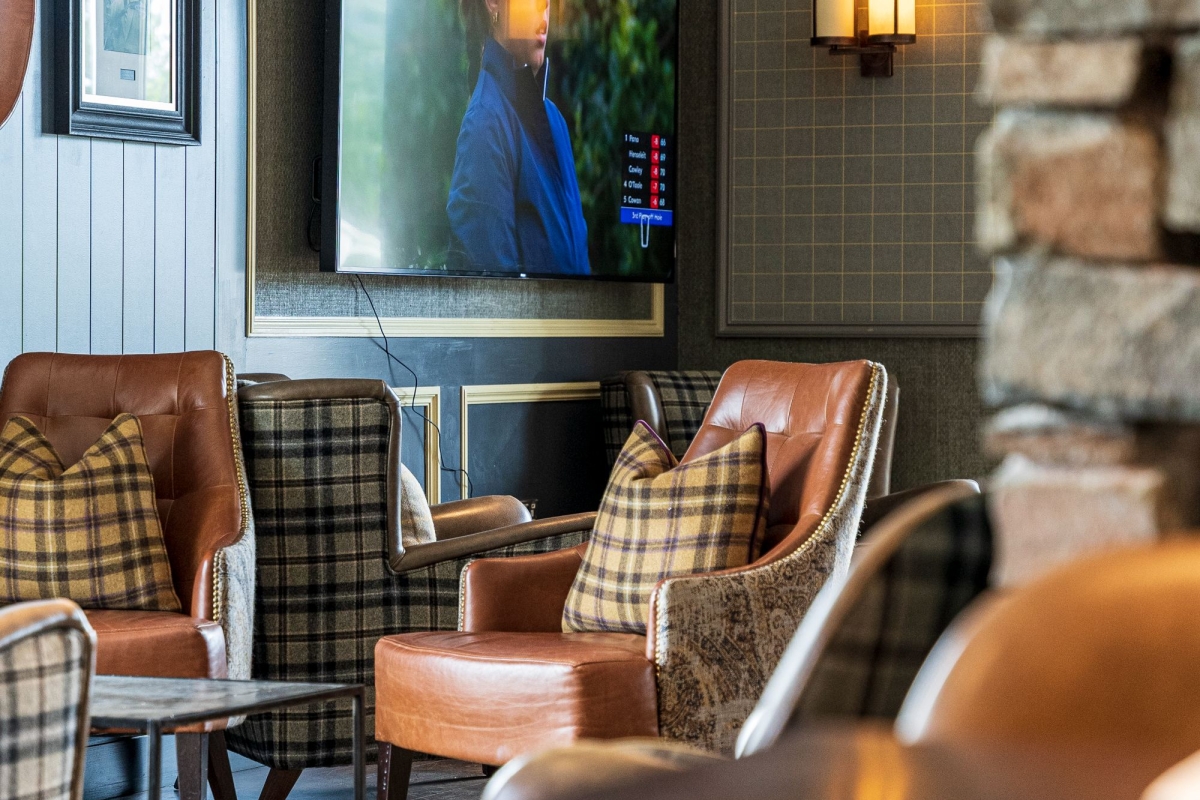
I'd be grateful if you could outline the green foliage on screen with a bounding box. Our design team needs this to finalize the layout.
[551,0,677,277]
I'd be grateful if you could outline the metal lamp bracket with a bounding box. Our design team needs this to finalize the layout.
[828,29,896,77]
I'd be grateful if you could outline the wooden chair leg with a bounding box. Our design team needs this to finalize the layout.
[377,744,413,800]
[258,768,303,800]
[176,733,210,800]
[207,731,238,800]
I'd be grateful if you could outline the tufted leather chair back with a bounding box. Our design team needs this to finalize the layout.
[684,360,879,558]
[0,352,245,618]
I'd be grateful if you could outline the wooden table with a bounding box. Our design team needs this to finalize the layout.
[90,676,365,800]
[587,724,1181,800]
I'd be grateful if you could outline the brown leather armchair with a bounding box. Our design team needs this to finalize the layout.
[0,352,253,681]
[481,480,986,800]
[895,539,1200,767]
[0,352,252,799]
[372,360,891,798]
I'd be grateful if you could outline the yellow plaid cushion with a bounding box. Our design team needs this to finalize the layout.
[563,421,769,634]
[0,414,181,611]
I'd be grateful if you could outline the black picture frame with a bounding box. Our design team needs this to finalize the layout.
[54,0,200,145]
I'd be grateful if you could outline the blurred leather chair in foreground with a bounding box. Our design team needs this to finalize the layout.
[227,378,590,799]
[483,480,986,800]
[0,599,95,800]
[496,499,1200,800]
[375,360,892,800]
[895,539,1200,764]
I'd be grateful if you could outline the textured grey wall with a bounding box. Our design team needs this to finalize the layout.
[721,0,994,332]
[677,0,991,489]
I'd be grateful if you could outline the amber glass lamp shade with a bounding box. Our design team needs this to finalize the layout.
[868,0,916,44]
[811,0,856,46]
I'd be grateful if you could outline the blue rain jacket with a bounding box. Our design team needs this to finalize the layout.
[446,38,590,275]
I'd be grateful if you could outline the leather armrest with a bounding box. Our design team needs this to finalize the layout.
[431,495,533,542]
[858,480,981,535]
[166,486,244,620]
[623,372,669,445]
[390,511,596,575]
[461,541,590,633]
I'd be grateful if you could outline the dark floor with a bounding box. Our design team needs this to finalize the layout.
[119,759,487,800]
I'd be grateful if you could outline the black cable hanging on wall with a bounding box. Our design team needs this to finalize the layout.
[304,154,473,498]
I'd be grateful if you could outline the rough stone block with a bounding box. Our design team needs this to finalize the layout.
[987,0,1200,37]
[989,455,1179,586]
[984,404,1137,466]
[977,111,1162,261]
[982,255,1200,422]
[1165,115,1200,231]
[1173,36,1200,114]
[977,37,1143,108]
[1166,39,1200,231]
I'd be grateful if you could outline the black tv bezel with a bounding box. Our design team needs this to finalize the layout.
[319,0,680,284]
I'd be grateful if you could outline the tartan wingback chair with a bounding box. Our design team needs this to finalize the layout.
[226,378,591,798]
[0,599,95,800]
[600,371,724,466]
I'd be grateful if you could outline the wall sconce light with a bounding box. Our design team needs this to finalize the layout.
[812,0,915,78]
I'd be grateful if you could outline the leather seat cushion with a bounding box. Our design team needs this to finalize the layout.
[87,610,227,679]
[375,631,659,766]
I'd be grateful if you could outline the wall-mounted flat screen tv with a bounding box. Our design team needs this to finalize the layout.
[321,0,678,282]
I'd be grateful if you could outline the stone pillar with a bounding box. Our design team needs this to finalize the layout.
[975,3,1200,585]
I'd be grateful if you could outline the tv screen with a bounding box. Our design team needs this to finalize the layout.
[322,0,678,282]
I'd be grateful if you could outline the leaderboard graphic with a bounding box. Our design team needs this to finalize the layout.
[620,132,674,247]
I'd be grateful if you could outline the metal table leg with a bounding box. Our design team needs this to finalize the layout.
[353,691,365,800]
[147,721,162,800]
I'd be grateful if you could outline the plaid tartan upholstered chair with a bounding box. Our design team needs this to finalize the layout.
[600,371,724,465]
[482,480,986,800]
[0,599,95,800]
[372,359,891,799]
[602,369,901,502]
[227,378,591,799]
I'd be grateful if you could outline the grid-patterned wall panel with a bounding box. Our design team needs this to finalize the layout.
[720,0,994,335]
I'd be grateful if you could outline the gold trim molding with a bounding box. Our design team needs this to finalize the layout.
[459,382,602,499]
[245,1,664,340]
[393,386,442,505]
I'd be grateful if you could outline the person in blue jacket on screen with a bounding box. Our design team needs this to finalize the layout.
[447,0,590,276]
